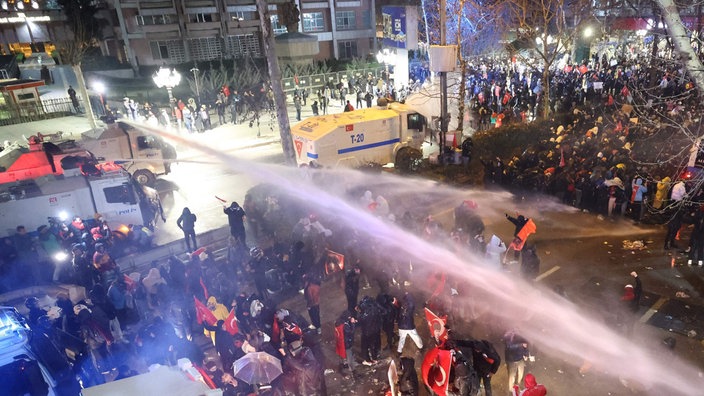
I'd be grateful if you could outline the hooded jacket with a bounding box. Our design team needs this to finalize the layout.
[630,177,647,203]
[653,177,670,209]
[519,373,547,396]
[397,293,416,330]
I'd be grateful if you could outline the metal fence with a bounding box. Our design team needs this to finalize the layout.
[281,67,384,93]
[0,96,105,127]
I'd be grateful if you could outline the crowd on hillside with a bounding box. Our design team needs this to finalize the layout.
[464,54,703,226]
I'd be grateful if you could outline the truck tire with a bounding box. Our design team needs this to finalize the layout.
[395,148,422,173]
[133,169,156,186]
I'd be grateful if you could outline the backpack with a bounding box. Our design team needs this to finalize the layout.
[189,213,197,223]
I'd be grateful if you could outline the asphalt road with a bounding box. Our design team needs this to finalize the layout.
[3,114,704,395]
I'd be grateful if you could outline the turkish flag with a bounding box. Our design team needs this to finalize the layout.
[272,319,281,345]
[199,278,210,300]
[421,347,452,396]
[508,218,537,251]
[424,307,448,345]
[194,296,217,326]
[224,309,239,335]
[334,323,346,359]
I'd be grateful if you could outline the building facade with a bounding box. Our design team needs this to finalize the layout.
[0,0,70,57]
[107,0,376,68]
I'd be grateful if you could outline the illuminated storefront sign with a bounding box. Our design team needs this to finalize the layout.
[0,13,51,24]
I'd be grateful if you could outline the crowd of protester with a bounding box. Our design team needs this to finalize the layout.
[9,51,704,395]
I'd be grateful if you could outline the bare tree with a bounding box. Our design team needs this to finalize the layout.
[57,0,101,130]
[257,0,296,165]
[655,0,704,96]
[501,0,591,119]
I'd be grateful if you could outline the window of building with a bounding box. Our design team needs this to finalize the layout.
[150,41,170,59]
[338,40,357,59]
[188,37,223,61]
[188,13,213,23]
[336,11,355,31]
[225,34,262,58]
[270,15,288,35]
[149,40,186,63]
[230,11,246,21]
[136,15,175,26]
[361,9,371,29]
[302,12,324,32]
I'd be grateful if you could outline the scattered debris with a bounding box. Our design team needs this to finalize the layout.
[622,240,646,250]
[688,330,697,338]
[675,291,690,298]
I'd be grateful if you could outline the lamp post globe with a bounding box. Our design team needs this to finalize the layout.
[153,67,181,104]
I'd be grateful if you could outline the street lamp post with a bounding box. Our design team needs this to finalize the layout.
[376,48,393,95]
[153,67,181,104]
[190,67,200,104]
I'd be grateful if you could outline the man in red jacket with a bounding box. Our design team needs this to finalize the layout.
[512,373,547,396]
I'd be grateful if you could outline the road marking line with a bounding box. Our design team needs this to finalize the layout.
[639,297,667,323]
[534,265,560,282]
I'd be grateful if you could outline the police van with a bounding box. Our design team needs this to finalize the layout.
[0,306,79,395]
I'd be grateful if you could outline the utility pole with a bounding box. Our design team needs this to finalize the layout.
[190,66,200,104]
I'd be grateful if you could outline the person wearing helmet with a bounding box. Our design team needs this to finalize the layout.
[25,297,48,327]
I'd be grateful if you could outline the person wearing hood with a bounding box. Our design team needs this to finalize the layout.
[203,319,238,372]
[224,201,247,246]
[652,176,670,210]
[485,235,506,269]
[606,177,626,217]
[142,267,167,308]
[176,207,197,253]
[504,330,530,392]
[359,190,374,208]
[513,373,547,396]
[628,176,648,222]
[397,292,423,355]
[204,296,230,344]
[520,244,540,280]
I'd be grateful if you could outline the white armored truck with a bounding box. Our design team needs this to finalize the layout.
[0,165,161,236]
[290,102,427,171]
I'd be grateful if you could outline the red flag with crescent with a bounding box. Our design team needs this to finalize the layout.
[193,296,217,326]
[294,139,303,157]
[272,318,281,345]
[334,323,347,358]
[224,308,239,335]
[424,307,448,345]
[421,347,452,396]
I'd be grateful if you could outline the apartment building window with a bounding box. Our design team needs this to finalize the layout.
[149,40,186,63]
[189,13,213,23]
[361,9,371,29]
[230,11,246,21]
[189,37,223,61]
[225,34,262,58]
[336,11,355,31]
[136,15,175,26]
[270,15,288,35]
[302,12,324,32]
[338,40,357,59]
